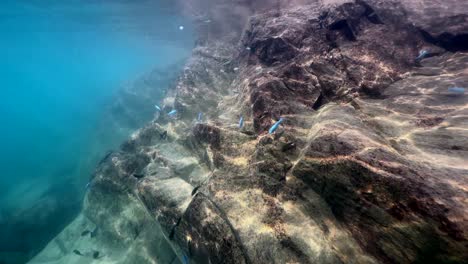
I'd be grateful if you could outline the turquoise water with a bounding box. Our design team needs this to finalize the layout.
[0,1,193,262]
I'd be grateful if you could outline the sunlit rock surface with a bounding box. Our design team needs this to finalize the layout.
[32,0,467,263]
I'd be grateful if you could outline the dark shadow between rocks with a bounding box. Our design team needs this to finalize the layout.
[329,19,357,41]
[420,29,468,52]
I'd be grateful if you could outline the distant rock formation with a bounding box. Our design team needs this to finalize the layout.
[92,63,183,139]
[32,1,467,263]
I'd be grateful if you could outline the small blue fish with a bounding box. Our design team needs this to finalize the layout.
[269,118,284,134]
[197,112,203,122]
[416,50,429,60]
[448,87,465,94]
[85,182,91,189]
[239,116,244,129]
[168,109,177,116]
[182,255,189,264]
[154,105,161,111]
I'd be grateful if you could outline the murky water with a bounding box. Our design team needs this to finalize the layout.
[0,1,193,262]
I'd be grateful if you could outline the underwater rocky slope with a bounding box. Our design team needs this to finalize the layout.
[31,0,467,263]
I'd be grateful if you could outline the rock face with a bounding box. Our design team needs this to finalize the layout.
[32,1,467,264]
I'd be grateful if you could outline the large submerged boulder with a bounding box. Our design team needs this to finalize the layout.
[31,1,467,263]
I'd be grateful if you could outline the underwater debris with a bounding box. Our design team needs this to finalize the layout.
[160,131,168,140]
[239,116,244,129]
[269,118,284,134]
[448,87,465,94]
